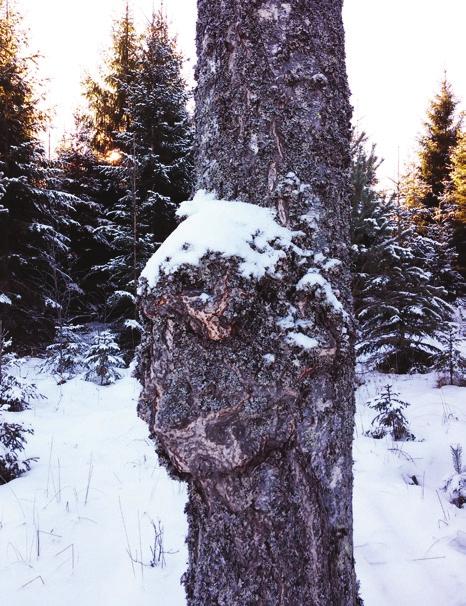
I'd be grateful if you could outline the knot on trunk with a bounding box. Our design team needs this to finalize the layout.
[142,268,243,343]
[138,248,351,480]
[158,392,298,477]
[139,254,301,478]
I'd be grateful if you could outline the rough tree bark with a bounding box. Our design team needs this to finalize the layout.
[138,1,359,604]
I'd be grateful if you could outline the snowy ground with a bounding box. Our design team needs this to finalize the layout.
[1,360,465,605]
[355,372,466,606]
[0,362,187,606]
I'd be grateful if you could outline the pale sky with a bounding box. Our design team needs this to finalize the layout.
[15,0,466,185]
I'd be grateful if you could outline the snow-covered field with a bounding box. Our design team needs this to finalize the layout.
[355,372,466,605]
[1,361,465,605]
[0,363,187,606]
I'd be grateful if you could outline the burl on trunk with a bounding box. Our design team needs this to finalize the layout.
[138,1,359,604]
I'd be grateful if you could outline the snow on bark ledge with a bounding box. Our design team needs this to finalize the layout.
[139,190,298,291]
[297,269,346,316]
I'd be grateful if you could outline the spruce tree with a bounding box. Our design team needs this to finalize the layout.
[83,2,139,156]
[60,5,142,327]
[351,134,453,373]
[447,130,466,280]
[400,78,464,294]
[366,385,414,441]
[54,117,116,320]
[123,9,193,206]
[434,324,465,386]
[0,325,39,483]
[450,130,466,224]
[84,331,125,386]
[0,420,36,484]
[94,10,193,323]
[409,77,461,211]
[0,2,79,346]
[351,132,394,305]
[443,445,466,509]
[42,324,84,384]
[420,211,462,301]
[0,324,43,411]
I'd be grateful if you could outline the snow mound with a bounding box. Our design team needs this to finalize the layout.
[140,190,298,290]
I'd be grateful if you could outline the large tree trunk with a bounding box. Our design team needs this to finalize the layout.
[138,1,359,604]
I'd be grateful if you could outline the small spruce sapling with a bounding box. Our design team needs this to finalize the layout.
[442,444,466,508]
[0,325,39,483]
[0,327,43,412]
[366,384,415,441]
[0,421,37,484]
[84,331,126,386]
[42,325,84,383]
[434,324,466,387]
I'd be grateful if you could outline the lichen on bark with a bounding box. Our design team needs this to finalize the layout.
[138,1,359,604]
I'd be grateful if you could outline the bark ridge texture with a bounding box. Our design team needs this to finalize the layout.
[138,1,359,604]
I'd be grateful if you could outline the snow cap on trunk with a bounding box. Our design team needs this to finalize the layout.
[139,190,298,291]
